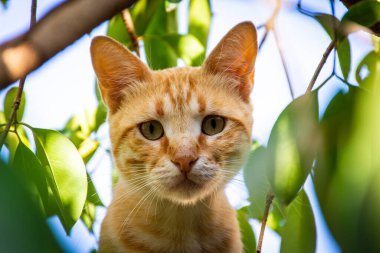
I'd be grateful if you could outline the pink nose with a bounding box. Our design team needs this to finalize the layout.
[171,155,198,174]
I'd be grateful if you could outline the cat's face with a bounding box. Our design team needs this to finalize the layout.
[91,22,257,205]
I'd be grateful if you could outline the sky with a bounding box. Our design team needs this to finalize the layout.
[0,0,374,252]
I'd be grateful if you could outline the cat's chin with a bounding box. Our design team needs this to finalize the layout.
[158,177,218,206]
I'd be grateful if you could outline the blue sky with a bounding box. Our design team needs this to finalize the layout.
[0,0,374,252]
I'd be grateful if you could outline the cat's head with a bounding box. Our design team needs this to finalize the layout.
[91,22,257,205]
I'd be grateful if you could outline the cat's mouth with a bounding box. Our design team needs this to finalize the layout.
[171,176,202,192]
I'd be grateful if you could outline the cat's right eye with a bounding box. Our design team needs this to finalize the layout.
[139,120,164,140]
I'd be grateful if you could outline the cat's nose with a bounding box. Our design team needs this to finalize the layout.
[171,155,199,174]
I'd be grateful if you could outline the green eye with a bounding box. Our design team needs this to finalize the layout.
[139,120,164,140]
[202,115,225,136]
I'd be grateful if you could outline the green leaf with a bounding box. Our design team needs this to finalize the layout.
[314,88,358,205]
[0,160,63,253]
[267,92,319,204]
[237,206,256,253]
[341,1,380,35]
[356,51,380,91]
[144,0,177,36]
[13,141,48,213]
[87,172,104,207]
[167,0,182,3]
[32,128,87,233]
[78,139,99,164]
[4,87,26,122]
[162,34,205,66]
[337,38,351,80]
[313,14,351,79]
[106,13,133,49]
[144,35,178,70]
[243,145,270,219]
[81,202,97,232]
[131,0,163,36]
[62,109,102,147]
[189,0,211,48]
[280,190,316,253]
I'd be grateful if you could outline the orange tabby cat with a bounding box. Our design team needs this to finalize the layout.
[91,21,257,253]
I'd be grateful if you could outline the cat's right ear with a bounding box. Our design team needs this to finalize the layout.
[91,36,151,113]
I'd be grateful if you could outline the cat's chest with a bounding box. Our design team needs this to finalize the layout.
[120,208,231,253]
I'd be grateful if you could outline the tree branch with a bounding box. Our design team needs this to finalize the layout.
[305,39,336,93]
[0,0,37,151]
[121,9,140,57]
[257,191,274,253]
[0,0,138,90]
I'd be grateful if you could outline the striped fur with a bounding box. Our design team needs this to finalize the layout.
[91,22,257,253]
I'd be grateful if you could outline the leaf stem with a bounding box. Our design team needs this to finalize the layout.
[257,191,275,253]
[121,9,140,57]
[305,39,336,93]
[0,0,37,152]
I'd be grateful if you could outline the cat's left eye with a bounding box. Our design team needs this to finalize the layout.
[139,120,164,140]
[202,115,225,136]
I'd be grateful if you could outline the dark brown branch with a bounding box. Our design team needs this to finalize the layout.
[121,9,140,57]
[257,191,275,253]
[0,0,37,150]
[0,0,138,90]
[305,39,336,93]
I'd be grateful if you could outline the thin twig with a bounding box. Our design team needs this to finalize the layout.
[121,9,140,57]
[305,39,336,93]
[257,191,275,253]
[0,0,37,151]
[273,28,295,99]
[258,30,269,51]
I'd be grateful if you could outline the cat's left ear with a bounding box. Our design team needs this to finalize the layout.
[204,22,258,102]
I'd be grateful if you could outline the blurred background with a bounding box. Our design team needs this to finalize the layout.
[0,0,375,252]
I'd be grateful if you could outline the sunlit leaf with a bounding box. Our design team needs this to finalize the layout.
[280,190,316,253]
[79,139,99,164]
[243,145,270,219]
[267,202,286,234]
[13,141,48,213]
[189,0,211,48]
[313,14,351,79]
[267,92,319,204]
[131,0,163,36]
[144,35,178,70]
[62,109,101,147]
[87,172,104,207]
[314,88,358,205]
[162,34,205,66]
[144,0,177,36]
[0,160,63,253]
[32,128,87,233]
[81,202,96,232]
[107,13,133,49]
[356,51,380,91]
[237,206,256,253]
[317,82,380,251]
[4,87,25,122]
[340,1,380,35]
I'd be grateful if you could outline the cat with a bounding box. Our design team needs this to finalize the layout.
[90,21,257,253]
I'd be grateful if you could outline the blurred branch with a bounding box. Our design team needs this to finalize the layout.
[0,0,138,90]
[0,0,37,151]
[121,9,140,57]
[305,39,336,93]
[257,191,275,253]
[259,0,294,99]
